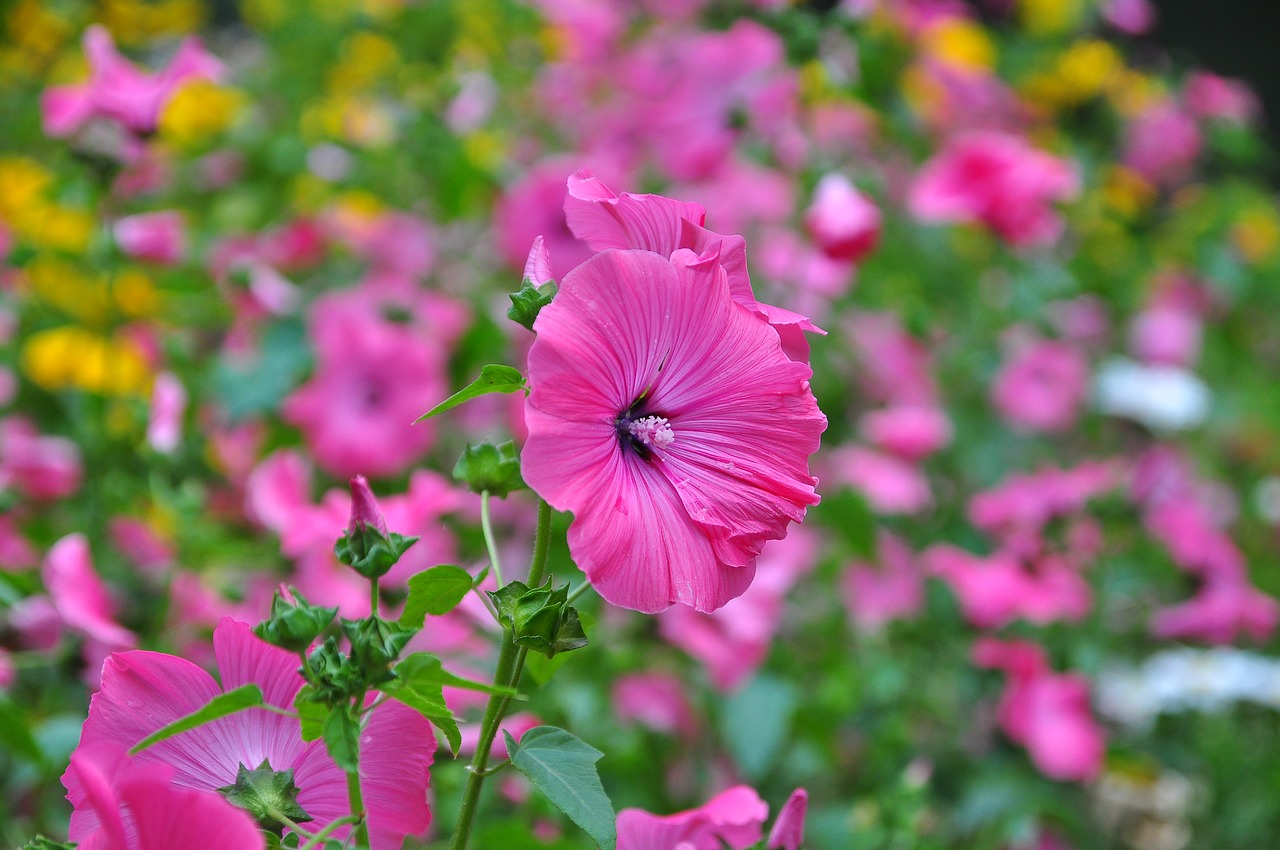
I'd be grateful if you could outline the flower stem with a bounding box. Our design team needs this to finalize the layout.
[566,580,592,605]
[369,576,380,617]
[527,498,552,587]
[346,765,368,847]
[480,491,503,587]
[450,628,519,850]
[296,816,360,850]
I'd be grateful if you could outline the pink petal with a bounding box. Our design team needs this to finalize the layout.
[360,698,436,850]
[42,534,137,649]
[565,168,707,255]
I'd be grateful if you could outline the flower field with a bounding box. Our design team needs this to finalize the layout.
[1,1,1279,848]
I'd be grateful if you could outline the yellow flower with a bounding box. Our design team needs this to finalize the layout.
[1101,165,1157,218]
[327,32,400,94]
[159,81,244,148]
[0,157,52,222]
[97,0,205,45]
[22,326,152,396]
[1233,206,1280,263]
[921,19,995,71]
[1018,0,1084,36]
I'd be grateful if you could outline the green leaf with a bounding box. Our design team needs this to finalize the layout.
[130,685,265,754]
[0,698,45,764]
[416,364,526,422]
[378,654,462,755]
[395,651,518,696]
[322,707,360,772]
[18,837,76,850]
[400,565,475,627]
[720,674,796,780]
[295,688,326,743]
[504,726,616,850]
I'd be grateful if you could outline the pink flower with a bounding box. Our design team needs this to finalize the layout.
[974,638,1105,782]
[114,211,186,266]
[41,25,223,138]
[859,404,952,461]
[522,247,824,613]
[990,339,1089,433]
[282,286,466,478]
[843,532,924,633]
[43,534,137,652]
[564,168,823,361]
[0,416,83,500]
[766,788,808,850]
[0,512,37,570]
[803,173,881,262]
[108,517,173,577]
[1152,577,1278,644]
[826,446,933,515]
[612,672,698,738]
[658,528,818,689]
[63,742,265,850]
[1184,72,1259,124]
[1100,0,1155,34]
[146,372,186,453]
[495,159,598,282]
[845,311,938,405]
[908,131,1079,246]
[66,618,435,850]
[926,545,1091,628]
[617,785,769,850]
[1122,100,1202,187]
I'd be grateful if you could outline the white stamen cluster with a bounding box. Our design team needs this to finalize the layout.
[628,415,675,449]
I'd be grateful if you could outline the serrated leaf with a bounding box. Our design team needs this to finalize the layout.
[130,685,264,754]
[322,707,360,772]
[378,654,462,755]
[395,651,518,697]
[416,364,526,422]
[295,688,326,743]
[400,565,475,627]
[504,726,616,850]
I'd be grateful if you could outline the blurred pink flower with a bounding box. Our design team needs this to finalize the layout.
[43,534,137,652]
[617,785,769,850]
[1130,304,1201,368]
[658,529,818,690]
[1184,72,1259,123]
[42,25,223,138]
[990,339,1089,433]
[0,416,83,500]
[859,404,952,461]
[974,638,1104,782]
[846,311,938,405]
[926,545,1091,628]
[1152,577,1279,644]
[1123,100,1202,187]
[146,372,186,453]
[63,741,265,850]
[67,618,435,849]
[564,168,823,361]
[826,446,933,515]
[114,211,186,266]
[523,248,824,613]
[0,513,37,570]
[283,286,465,479]
[1101,0,1155,35]
[495,159,598,282]
[612,672,698,738]
[909,131,1079,246]
[804,173,882,263]
[968,462,1118,543]
[843,531,924,633]
[766,788,809,850]
[108,517,173,577]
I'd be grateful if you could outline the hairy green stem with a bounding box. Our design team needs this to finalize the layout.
[527,498,552,588]
[480,491,503,587]
[297,816,360,850]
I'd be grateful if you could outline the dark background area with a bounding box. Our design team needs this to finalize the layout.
[1153,0,1280,145]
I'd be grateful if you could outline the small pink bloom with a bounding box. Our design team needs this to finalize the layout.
[67,618,435,849]
[804,173,881,262]
[968,462,1118,543]
[1101,0,1155,35]
[1122,100,1202,187]
[0,512,37,570]
[845,311,938,405]
[1130,304,1201,367]
[612,672,698,738]
[859,404,952,461]
[843,532,923,633]
[495,160,597,282]
[114,211,186,266]
[767,788,808,850]
[0,416,83,500]
[146,371,186,453]
[990,339,1089,433]
[617,785,769,850]
[348,474,389,537]
[43,534,137,651]
[1184,72,1259,123]
[64,741,265,850]
[41,25,223,138]
[1152,577,1278,644]
[974,638,1105,782]
[108,517,173,576]
[909,131,1079,246]
[827,446,933,514]
[926,545,1091,628]
[523,248,824,613]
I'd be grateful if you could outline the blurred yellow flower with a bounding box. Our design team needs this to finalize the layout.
[1101,165,1157,218]
[97,0,205,45]
[159,81,245,147]
[0,157,52,220]
[1018,0,1084,35]
[1233,206,1280,263]
[921,19,996,71]
[328,32,400,94]
[23,326,152,396]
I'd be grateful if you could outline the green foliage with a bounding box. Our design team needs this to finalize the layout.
[508,279,557,331]
[377,652,463,755]
[333,529,419,580]
[453,440,525,497]
[130,686,266,755]
[504,726,617,850]
[254,588,338,653]
[489,580,589,658]
[400,565,476,626]
[417,364,527,421]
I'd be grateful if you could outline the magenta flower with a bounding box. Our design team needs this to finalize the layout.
[63,742,264,850]
[523,247,824,613]
[65,618,435,850]
[114,211,186,266]
[803,173,881,263]
[766,788,809,850]
[990,338,1089,433]
[616,786,769,850]
[908,131,1079,247]
[41,25,223,139]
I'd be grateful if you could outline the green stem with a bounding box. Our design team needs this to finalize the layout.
[449,629,519,850]
[369,576,380,617]
[346,766,368,847]
[266,807,319,843]
[566,580,592,605]
[527,498,552,587]
[480,491,503,587]
[297,816,360,850]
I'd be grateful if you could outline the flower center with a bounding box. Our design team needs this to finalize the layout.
[616,408,674,458]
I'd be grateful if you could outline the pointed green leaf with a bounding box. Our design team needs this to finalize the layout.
[378,654,462,755]
[416,365,526,422]
[400,565,476,626]
[322,707,360,772]
[130,685,265,754]
[504,726,616,850]
[295,687,326,743]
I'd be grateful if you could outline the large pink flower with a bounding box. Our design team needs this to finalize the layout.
[523,247,824,613]
[65,618,434,850]
[617,785,769,850]
[63,742,264,850]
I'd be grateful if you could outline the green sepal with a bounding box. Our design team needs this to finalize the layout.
[303,637,364,703]
[217,759,314,831]
[333,529,419,580]
[340,616,416,688]
[488,580,589,658]
[453,440,524,497]
[508,278,557,331]
[254,588,338,653]
[18,838,77,849]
